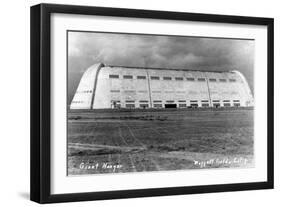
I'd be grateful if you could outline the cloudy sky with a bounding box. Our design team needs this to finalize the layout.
[68,31,254,104]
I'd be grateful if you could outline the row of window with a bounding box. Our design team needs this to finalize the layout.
[72,99,240,105]
[111,102,241,109]
[72,100,241,108]
[77,90,93,93]
[109,74,237,82]
[71,101,84,104]
[112,100,240,103]
[74,98,240,103]
[111,100,240,108]
[110,90,238,94]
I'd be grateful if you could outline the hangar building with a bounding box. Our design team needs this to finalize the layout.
[70,63,254,109]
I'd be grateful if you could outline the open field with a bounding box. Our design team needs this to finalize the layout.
[67,108,254,175]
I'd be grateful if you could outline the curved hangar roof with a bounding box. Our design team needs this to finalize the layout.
[70,63,254,109]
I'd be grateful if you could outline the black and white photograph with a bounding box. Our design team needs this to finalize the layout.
[67,31,255,176]
[28,3,274,204]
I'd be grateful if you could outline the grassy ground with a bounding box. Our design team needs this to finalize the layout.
[67,108,254,175]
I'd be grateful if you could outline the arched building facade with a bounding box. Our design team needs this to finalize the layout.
[70,63,254,109]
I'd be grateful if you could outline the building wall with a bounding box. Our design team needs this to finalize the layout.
[70,63,254,109]
[70,63,104,109]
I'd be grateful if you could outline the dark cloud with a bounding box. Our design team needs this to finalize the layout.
[68,31,254,104]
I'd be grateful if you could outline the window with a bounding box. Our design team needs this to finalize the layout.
[124,90,135,93]
[110,90,120,93]
[111,100,121,109]
[178,100,186,103]
[153,100,162,103]
[219,79,227,82]
[137,76,146,79]
[125,104,135,108]
[153,104,162,108]
[152,91,161,93]
[151,76,160,80]
[229,79,236,82]
[175,77,183,81]
[223,100,230,102]
[163,77,172,80]
[201,100,209,103]
[198,78,206,82]
[190,100,198,103]
[109,74,119,79]
[202,103,209,107]
[179,104,187,108]
[223,103,231,107]
[125,100,135,103]
[212,100,220,103]
[213,103,220,108]
[186,77,195,81]
[190,104,198,108]
[234,103,240,107]
[166,100,174,103]
[233,100,240,102]
[139,104,149,108]
[139,100,149,103]
[209,78,217,82]
[138,90,148,93]
[123,75,133,79]
[79,90,92,93]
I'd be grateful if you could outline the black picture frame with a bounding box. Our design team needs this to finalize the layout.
[30,3,274,204]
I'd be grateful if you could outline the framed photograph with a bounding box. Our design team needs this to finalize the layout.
[30,3,274,203]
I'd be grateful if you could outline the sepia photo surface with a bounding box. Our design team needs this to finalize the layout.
[67,31,254,176]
